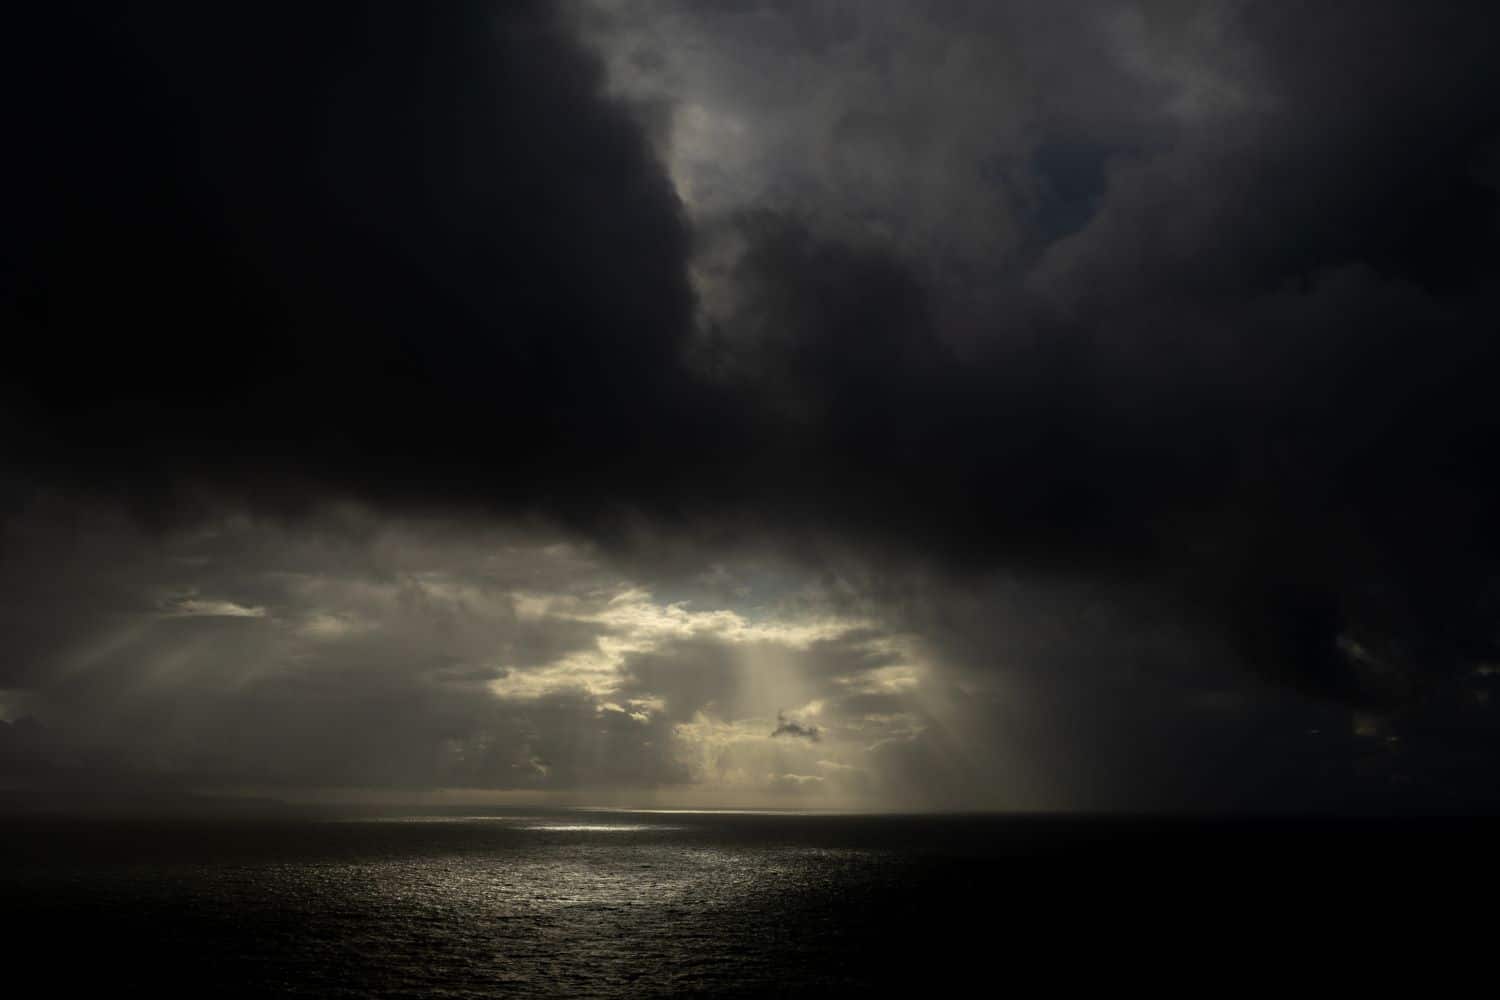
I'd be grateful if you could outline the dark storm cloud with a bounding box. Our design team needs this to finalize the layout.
[5,0,1500,810]
[595,0,1500,712]
[3,0,710,522]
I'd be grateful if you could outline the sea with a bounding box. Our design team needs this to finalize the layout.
[2,809,1491,996]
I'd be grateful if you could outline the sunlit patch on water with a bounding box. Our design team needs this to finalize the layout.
[524,823,680,832]
[359,816,683,832]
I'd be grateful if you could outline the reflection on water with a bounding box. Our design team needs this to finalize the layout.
[6,812,1488,996]
[523,823,680,833]
[3,810,904,997]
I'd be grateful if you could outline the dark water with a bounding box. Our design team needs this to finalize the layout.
[3,810,1492,996]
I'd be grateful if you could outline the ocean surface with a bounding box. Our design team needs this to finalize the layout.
[3,809,1491,996]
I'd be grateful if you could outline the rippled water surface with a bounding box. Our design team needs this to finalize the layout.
[4,811,1493,996]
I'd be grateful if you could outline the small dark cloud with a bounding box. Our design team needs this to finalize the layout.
[772,712,822,742]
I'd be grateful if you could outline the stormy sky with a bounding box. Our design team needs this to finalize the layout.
[4,1,1500,813]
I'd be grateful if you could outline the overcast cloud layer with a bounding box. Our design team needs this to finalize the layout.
[4,1,1500,812]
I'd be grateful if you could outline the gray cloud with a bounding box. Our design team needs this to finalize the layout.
[0,502,987,810]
